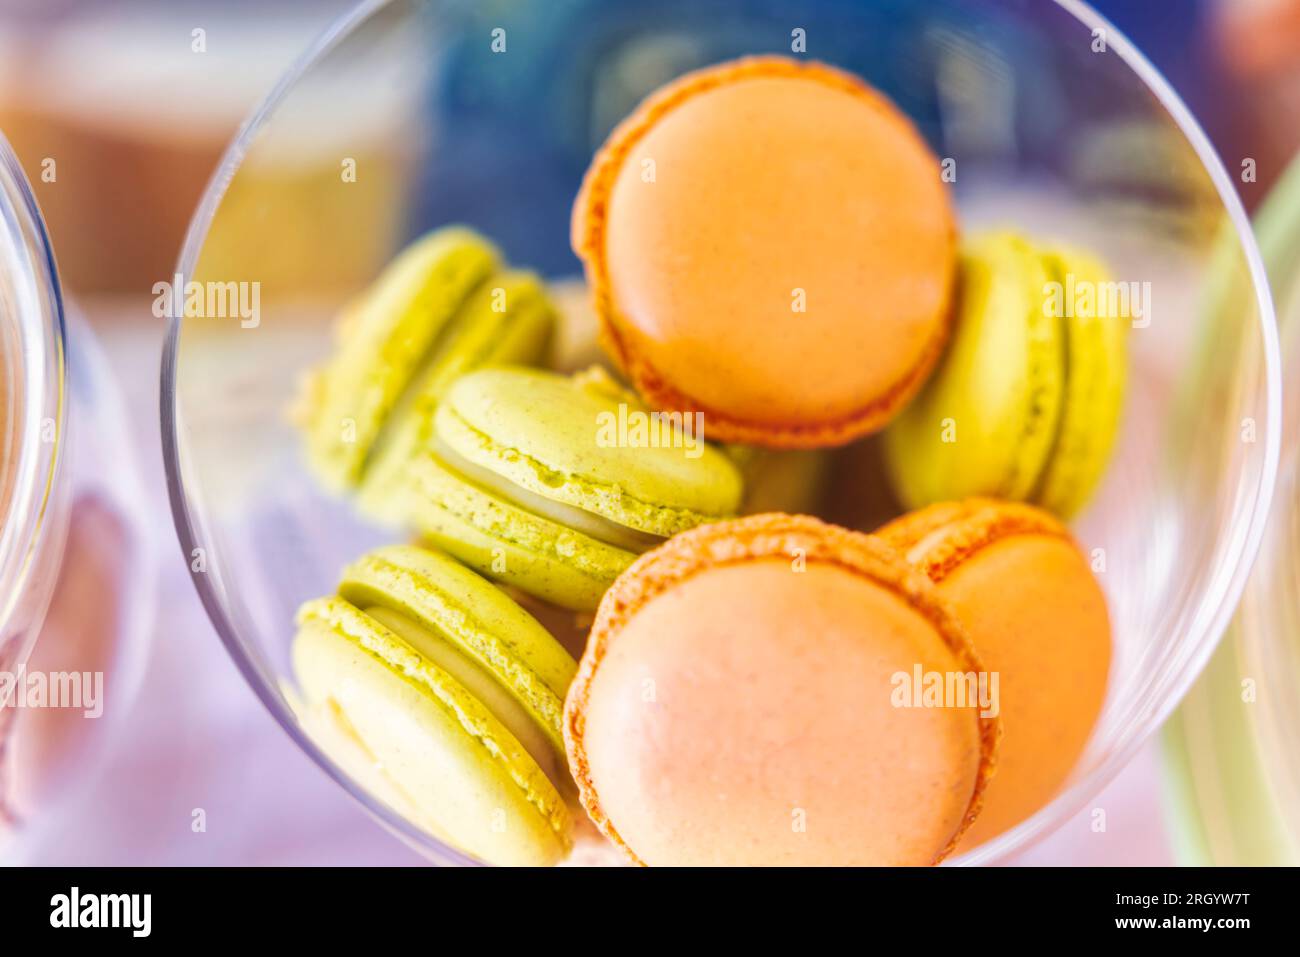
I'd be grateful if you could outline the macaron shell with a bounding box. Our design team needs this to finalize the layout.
[936,535,1110,848]
[566,514,999,866]
[437,366,744,535]
[436,272,557,396]
[357,271,556,520]
[572,56,956,447]
[300,227,499,492]
[401,452,636,611]
[884,233,1064,509]
[877,497,1065,581]
[282,677,458,847]
[336,544,576,759]
[879,500,1111,848]
[1032,247,1128,518]
[293,597,571,866]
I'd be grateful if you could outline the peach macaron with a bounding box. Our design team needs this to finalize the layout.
[571,56,957,448]
[878,499,1112,848]
[563,514,998,866]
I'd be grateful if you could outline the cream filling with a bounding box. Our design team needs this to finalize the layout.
[905,526,958,569]
[432,438,662,553]
[364,605,564,791]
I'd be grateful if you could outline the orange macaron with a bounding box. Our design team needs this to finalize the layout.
[564,514,998,866]
[571,56,957,448]
[878,499,1112,849]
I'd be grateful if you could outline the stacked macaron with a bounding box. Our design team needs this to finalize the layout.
[876,499,1112,849]
[883,233,1129,518]
[289,54,1129,866]
[293,545,576,866]
[386,365,743,610]
[566,514,999,866]
[295,227,556,498]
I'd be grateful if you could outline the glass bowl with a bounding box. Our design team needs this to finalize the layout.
[0,130,154,858]
[162,0,1280,866]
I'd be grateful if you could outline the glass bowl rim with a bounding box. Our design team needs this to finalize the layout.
[159,0,1283,866]
[0,129,68,661]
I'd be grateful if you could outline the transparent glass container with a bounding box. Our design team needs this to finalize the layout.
[1162,153,1300,867]
[0,130,153,859]
[162,0,1280,865]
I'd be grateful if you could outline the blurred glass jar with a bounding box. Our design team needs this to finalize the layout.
[1162,153,1300,866]
[0,131,152,858]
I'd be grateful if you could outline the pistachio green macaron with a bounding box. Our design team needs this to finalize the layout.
[292,544,576,866]
[358,270,556,515]
[884,231,1128,519]
[297,227,554,494]
[393,366,745,610]
[1033,245,1128,516]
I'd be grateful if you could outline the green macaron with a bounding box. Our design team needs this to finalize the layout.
[358,271,556,518]
[392,365,745,610]
[292,544,576,866]
[884,231,1128,519]
[297,227,555,495]
[1033,245,1128,516]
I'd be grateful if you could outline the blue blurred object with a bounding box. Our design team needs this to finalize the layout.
[414,0,1213,275]
[1088,0,1208,89]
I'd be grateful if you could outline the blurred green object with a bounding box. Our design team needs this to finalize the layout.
[1162,154,1300,866]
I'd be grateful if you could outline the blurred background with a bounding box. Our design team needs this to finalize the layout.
[4,0,1298,305]
[0,0,1296,864]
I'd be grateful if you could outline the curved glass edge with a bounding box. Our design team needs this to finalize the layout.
[160,0,1283,868]
[161,0,481,865]
[0,130,69,685]
[959,0,1281,867]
